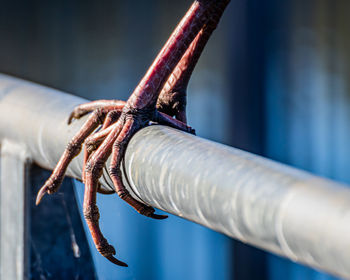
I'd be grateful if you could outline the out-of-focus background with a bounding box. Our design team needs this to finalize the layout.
[1,0,349,279]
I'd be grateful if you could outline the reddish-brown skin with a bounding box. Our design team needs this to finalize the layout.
[36,0,230,267]
[157,1,228,122]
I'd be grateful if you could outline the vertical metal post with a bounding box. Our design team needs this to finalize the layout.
[0,140,29,280]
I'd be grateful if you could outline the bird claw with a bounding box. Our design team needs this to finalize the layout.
[67,110,82,125]
[35,185,49,205]
[106,255,128,267]
[36,0,230,267]
[144,206,168,219]
[149,213,168,220]
[67,111,76,125]
[98,240,128,266]
[36,176,62,205]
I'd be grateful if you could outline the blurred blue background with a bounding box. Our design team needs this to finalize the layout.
[1,0,350,279]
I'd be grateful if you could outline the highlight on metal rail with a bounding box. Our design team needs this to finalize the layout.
[0,74,349,279]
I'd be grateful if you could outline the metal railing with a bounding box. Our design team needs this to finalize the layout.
[0,74,349,279]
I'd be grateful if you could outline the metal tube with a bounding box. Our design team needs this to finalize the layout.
[0,140,29,280]
[0,74,349,278]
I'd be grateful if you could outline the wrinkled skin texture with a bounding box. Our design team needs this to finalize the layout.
[36,0,230,266]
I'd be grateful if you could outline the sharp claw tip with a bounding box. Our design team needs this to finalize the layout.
[67,116,73,125]
[67,111,78,125]
[151,214,168,220]
[35,197,42,206]
[35,187,47,205]
[106,256,128,267]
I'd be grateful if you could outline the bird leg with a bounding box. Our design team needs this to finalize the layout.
[36,0,230,266]
[96,0,229,264]
[157,0,229,123]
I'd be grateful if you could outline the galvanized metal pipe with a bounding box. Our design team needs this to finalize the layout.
[0,74,349,279]
[0,140,29,280]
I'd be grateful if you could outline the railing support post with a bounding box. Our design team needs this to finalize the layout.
[0,140,29,280]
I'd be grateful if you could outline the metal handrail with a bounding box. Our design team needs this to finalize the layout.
[0,74,349,279]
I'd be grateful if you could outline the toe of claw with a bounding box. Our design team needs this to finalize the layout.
[35,186,49,205]
[106,255,128,267]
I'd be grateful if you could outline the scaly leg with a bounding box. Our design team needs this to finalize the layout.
[37,0,231,266]
[157,0,229,122]
[83,0,224,264]
[64,1,223,130]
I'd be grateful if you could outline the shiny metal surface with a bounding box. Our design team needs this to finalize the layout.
[0,140,29,280]
[0,74,349,279]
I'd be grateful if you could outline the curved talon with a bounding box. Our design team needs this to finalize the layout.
[35,185,49,205]
[149,213,168,220]
[67,111,76,124]
[67,109,86,125]
[98,241,128,266]
[139,204,168,220]
[106,255,128,267]
[67,108,91,124]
